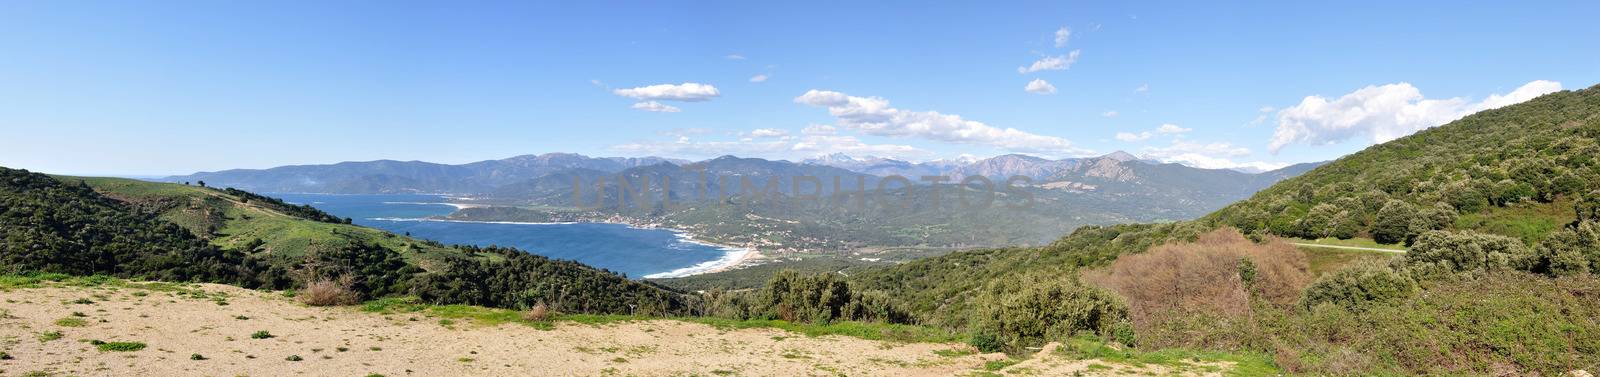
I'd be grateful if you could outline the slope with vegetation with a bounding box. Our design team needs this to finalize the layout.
[838,84,1600,375]
[1,167,695,315]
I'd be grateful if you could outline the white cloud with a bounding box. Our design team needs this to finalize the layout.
[1017,50,1081,74]
[610,132,930,161]
[1102,110,1119,118]
[1054,27,1072,48]
[1259,106,1276,113]
[1134,84,1149,94]
[725,54,746,60]
[1138,140,1285,171]
[802,124,837,135]
[1156,123,1191,134]
[1268,80,1562,153]
[1115,132,1153,142]
[747,128,788,138]
[1024,79,1057,95]
[630,101,681,113]
[657,128,710,137]
[749,74,769,83]
[1115,124,1187,142]
[794,89,1090,156]
[613,82,721,102]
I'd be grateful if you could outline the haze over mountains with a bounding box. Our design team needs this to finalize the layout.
[162,151,1323,250]
[165,151,1322,198]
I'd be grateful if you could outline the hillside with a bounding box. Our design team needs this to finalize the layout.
[839,85,1600,375]
[1,167,694,315]
[1209,83,1600,246]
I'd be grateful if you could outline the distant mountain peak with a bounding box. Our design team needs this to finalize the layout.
[1100,151,1138,162]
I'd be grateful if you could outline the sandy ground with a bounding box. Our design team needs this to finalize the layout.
[0,283,1227,376]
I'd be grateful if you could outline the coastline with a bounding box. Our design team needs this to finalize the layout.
[366,216,761,279]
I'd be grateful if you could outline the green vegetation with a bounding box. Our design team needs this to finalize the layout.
[37,331,63,342]
[92,340,147,352]
[1,167,695,316]
[1052,336,1279,377]
[1209,84,1600,246]
[250,330,273,339]
[54,317,87,327]
[1299,259,1417,310]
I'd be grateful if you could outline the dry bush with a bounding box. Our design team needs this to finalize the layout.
[299,274,360,306]
[522,302,551,322]
[1083,228,1311,348]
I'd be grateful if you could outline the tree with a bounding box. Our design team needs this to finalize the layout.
[1371,200,1418,245]
[1328,210,1362,239]
[196,180,206,188]
[1441,180,1486,213]
[1300,203,1341,238]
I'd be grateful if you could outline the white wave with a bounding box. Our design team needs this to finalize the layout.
[642,244,754,279]
[380,201,482,210]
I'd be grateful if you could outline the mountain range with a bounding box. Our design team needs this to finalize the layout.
[162,151,1322,252]
[166,151,1319,198]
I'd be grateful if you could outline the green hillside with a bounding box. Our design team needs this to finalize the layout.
[3,167,695,315]
[1209,83,1600,246]
[68,175,468,268]
[842,85,1600,375]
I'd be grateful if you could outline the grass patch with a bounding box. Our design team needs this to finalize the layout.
[54,317,88,327]
[1299,247,1398,276]
[362,296,960,343]
[933,348,978,357]
[92,340,147,352]
[981,359,1018,371]
[1053,336,1279,377]
[37,331,63,342]
[250,330,274,339]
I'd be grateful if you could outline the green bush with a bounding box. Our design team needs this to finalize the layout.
[1371,200,1419,245]
[702,269,912,325]
[1300,260,1417,311]
[1404,230,1534,277]
[1533,220,1600,276]
[970,275,1128,353]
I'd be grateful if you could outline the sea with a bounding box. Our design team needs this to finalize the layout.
[269,193,744,279]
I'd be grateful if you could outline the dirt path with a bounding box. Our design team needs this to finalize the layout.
[0,282,1226,376]
[1291,242,1406,253]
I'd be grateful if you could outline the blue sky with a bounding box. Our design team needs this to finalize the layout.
[2,1,1596,175]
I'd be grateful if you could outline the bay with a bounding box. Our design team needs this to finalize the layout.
[270,193,741,279]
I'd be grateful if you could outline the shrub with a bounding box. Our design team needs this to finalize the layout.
[1533,220,1600,276]
[1082,228,1310,349]
[755,270,911,324]
[298,274,360,307]
[1404,230,1534,277]
[970,274,1127,353]
[1300,260,1417,311]
[1577,190,1600,224]
[522,302,551,322]
[250,330,273,339]
[1371,200,1418,244]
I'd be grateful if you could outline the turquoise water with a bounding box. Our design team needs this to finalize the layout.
[271,193,738,279]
